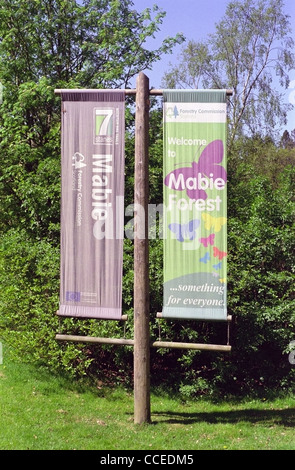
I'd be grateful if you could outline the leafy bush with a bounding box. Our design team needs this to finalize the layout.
[1,142,294,395]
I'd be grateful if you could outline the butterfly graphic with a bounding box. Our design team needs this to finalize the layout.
[219,278,226,283]
[213,246,227,260]
[200,252,210,264]
[199,233,215,247]
[164,140,227,200]
[202,213,227,232]
[168,219,200,242]
[212,272,219,278]
[213,262,222,270]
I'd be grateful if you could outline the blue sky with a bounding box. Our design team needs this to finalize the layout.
[131,0,295,132]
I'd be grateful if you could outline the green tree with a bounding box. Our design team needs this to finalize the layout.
[0,0,183,374]
[0,0,184,88]
[225,162,295,394]
[0,0,184,238]
[163,0,295,150]
[280,129,295,149]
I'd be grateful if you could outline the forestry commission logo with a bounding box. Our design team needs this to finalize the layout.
[72,152,86,170]
[94,108,114,144]
[71,152,86,227]
[166,105,179,119]
[165,102,226,124]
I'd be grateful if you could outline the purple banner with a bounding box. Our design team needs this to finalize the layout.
[59,91,125,319]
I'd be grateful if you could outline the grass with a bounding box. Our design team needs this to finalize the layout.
[1,348,294,450]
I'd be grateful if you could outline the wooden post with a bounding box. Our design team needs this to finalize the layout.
[134,72,151,424]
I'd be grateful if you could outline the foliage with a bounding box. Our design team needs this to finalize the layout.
[225,161,295,394]
[0,0,294,397]
[0,0,184,88]
[0,0,184,237]
[0,0,182,376]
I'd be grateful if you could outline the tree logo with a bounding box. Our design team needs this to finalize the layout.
[72,152,86,170]
[166,106,179,119]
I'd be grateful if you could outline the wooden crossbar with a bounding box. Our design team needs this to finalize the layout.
[56,311,128,321]
[56,334,134,346]
[54,88,233,96]
[152,341,231,352]
[55,334,231,351]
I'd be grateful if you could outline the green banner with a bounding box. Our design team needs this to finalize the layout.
[163,90,227,320]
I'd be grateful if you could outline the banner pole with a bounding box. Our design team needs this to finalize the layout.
[134,72,151,424]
